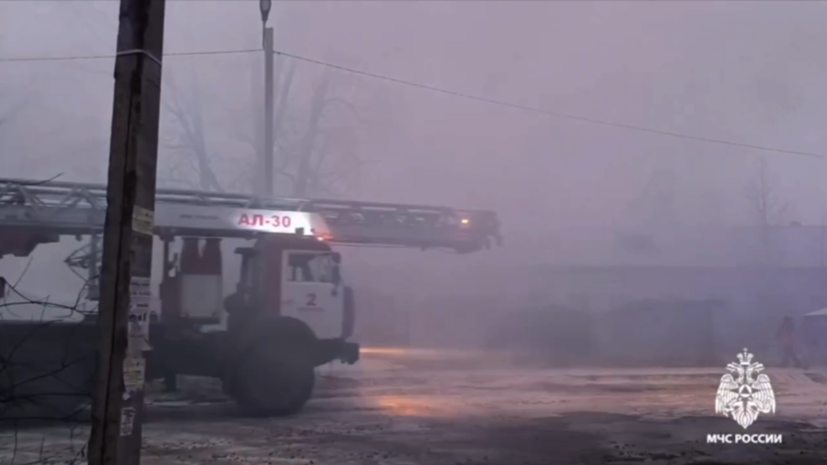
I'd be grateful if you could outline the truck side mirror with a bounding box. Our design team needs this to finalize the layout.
[0,276,6,299]
[330,259,341,296]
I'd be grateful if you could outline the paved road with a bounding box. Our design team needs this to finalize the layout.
[5,348,827,465]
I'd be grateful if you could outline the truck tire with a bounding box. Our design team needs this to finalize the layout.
[228,317,317,417]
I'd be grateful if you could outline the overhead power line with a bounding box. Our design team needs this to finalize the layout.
[0,49,261,62]
[1,48,824,160]
[274,50,825,160]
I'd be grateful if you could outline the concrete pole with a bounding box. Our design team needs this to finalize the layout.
[263,27,275,196]
[87,0,166,463]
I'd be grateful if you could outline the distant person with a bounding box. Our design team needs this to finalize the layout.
[777,316,803,368]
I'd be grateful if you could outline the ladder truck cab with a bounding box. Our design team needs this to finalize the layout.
[228,237,356,349]
[0,178,502,419]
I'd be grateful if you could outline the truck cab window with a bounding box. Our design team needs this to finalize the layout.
[286,252,336,283]
[235,248,261,292]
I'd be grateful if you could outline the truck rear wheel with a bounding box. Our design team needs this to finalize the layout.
[227,317,317,417]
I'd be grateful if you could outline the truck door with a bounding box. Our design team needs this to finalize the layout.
[281,250,345,340]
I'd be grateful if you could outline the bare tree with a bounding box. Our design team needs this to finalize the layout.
[744,156,791,265]
[231,55,301,195]
[160,72,226,192]
[615,167,680,259]
[0,93,31,141]
[280,66,381,198]
[0,264,95,464]
[624,167,680,230]
[162,56,386,199]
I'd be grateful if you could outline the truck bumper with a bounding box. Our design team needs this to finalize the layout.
[313,338,360,366]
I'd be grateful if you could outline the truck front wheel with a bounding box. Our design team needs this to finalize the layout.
[227,317,316,417]
[232,350,315,417]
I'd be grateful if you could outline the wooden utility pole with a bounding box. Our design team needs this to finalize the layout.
[262,26,275,196]
[87,0,166,464]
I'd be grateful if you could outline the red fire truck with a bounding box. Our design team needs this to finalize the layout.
[0,178,501,420]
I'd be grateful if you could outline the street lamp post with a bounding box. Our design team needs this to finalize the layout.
[259,0,274,196]
[259,0,271,45]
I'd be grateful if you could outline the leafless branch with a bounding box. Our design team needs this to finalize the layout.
[321,97,367,126]
[0,94,32,130]
[745,157,791,228]
[0,264,95,465]
[0,173,101,461]
[744,157,793,265]
[162,72,225,193]
[165,55,389,199]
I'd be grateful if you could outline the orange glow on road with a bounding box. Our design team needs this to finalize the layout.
[361,347,409,355]
[375,395,432,416]
[372,395,462,417]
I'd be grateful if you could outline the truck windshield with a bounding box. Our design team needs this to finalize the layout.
[286,252,337,283]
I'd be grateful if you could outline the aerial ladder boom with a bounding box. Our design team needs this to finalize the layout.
[0,179,502,419]
[0,178,502,256]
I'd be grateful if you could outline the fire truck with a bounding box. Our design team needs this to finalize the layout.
[0,178,501,420]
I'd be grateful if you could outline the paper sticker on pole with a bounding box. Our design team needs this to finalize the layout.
[127,302,151,356]
[119,407,137,436]
[132,206,154,235]
[123,356,146,398]
[129,276,152,307]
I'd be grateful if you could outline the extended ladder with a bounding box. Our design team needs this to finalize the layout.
[0,178,502,254]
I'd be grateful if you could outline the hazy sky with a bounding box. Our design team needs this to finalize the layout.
[2,1,827,290]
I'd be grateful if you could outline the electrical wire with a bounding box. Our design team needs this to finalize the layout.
[1,48,824,159]
[275,50,826,160]
[0,48,260,62]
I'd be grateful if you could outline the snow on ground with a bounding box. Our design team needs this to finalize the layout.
[3,348,827,465]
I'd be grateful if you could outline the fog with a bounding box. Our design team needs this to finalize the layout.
[3,1,827,355]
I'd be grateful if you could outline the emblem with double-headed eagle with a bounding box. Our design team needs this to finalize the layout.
[714,349,776,429]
